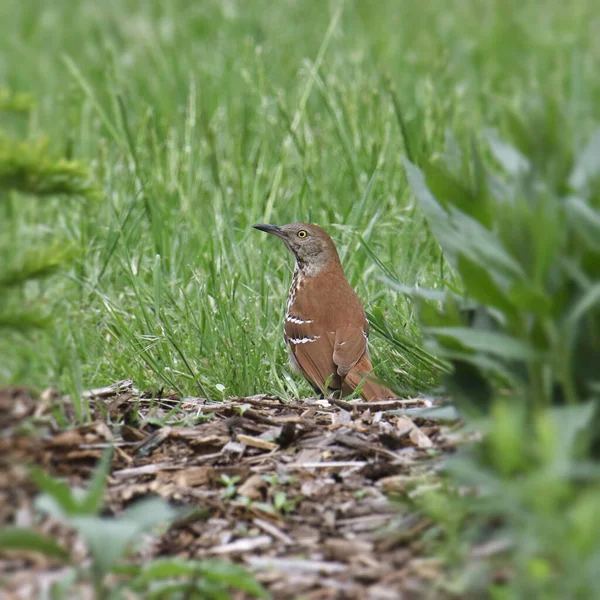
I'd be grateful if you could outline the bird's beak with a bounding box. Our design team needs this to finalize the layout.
[253,224,285,239]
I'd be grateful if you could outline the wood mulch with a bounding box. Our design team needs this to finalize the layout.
[0,381,461,599]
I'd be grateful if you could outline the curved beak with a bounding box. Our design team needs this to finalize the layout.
[253,224,285,238]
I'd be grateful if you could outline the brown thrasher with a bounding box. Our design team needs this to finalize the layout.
[253,222,397,401]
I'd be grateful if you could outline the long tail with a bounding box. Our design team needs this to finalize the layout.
[343,366,396,401]
[343,362,433,448]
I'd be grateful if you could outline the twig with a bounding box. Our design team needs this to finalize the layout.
[253,518,293,544]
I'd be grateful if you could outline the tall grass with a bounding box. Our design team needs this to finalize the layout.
[0,0,598,405]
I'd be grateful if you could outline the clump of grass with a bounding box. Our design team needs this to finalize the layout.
[0,0,598,406]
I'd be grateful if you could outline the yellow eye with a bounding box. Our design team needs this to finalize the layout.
[297,230,308,238]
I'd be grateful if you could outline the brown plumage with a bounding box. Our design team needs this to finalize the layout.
[253,222,396,401]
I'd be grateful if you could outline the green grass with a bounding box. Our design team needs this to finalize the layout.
[1,0,598,403]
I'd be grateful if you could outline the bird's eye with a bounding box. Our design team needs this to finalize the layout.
[297,230,308,238]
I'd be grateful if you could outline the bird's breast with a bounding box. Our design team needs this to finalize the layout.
[285,269,366,332]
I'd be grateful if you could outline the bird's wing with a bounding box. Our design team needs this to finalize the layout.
[332,325,397,401]
[288,335,340,393]
[285,320,340,393]
[331,324,368,376]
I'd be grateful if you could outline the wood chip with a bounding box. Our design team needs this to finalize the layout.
[112,462,177,479]
[237,434,278,451]
[328,398,429,411]
[253,518,293,544]
[282,461,367,470]
[47,430,84,447]
[395,416,433,448]
[212,535,272,554]
[246,556,348,575]
[2,381,456,599]
[237,474,267,499]
[172,466,213,487]
[134,426,172,458]
[324,538,374,561]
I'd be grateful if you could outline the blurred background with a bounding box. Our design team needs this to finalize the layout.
[0,0,598,401]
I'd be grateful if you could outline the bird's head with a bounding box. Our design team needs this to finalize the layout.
[253,222,340,275]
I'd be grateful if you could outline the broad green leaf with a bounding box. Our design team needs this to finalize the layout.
[48,567,78,598]
[428,327,536,360]
[199,559,269,598]
[444,455,505,494]
[133,557,267,599]
[485,129,530,175]
[122,496,178,530]
[568,489,600,555]
[402,405,460,421]
[30,467,78,516]
[534,199,564,285]
[488,402,526,477]
[403,158,458,266]
[436,358,494,410]
[378,278,450,302]
[568,461,600,481]
[565,284,600,329]
[112,563,142,577]
[0,527,70,561]
[422,159,469,210]
[79,447,113,514]
[423,159,489,226]
[418,298,464,330]
[451,209,526,282]
[569,128,600,191]
[72,517,139,576]
[133,558,199,583]
[565,196,600,249]
[408,156,522,286]
[457,253,516,319]
[145,580,231,600]
[70,498,177,578]
[547,401,597,459]
[508,282,552,315]
[439,348,518,381]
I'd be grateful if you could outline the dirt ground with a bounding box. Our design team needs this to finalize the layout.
[0,381,460,599]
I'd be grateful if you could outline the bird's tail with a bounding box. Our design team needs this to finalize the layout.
[343,367,396,401]
[343,364,433,448]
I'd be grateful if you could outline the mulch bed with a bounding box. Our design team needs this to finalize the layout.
[0,381,461,599]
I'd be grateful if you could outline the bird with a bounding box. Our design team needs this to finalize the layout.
[253,222,397,401]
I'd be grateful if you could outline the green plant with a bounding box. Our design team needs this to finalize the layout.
[0,90,99,408]
[393,102,600,596]
[219,474,242,499]
[400,115,599,410]
[121,558,269,599]
[0,91,99,322]
[0,450,268,599]
[417,401,600,598]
